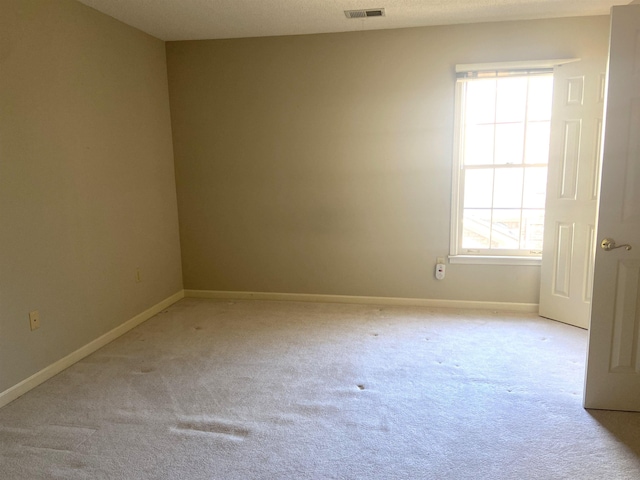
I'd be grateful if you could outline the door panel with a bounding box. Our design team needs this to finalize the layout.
[560,120,581,199]
[609,260,640,373]
[622,98,640,221]
[552,222,574,298]
[584,4,640,411]
[539,59,606,328]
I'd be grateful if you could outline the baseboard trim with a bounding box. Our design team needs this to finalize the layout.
[184,290,538,313]
[0,290,185,410]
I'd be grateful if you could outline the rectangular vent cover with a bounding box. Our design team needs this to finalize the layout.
[344,8,385,19]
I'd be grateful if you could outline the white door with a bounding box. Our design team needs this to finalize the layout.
[539,61,606,328]
[584,4,640,411]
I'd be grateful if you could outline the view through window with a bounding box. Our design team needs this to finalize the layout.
[453,69,554,257]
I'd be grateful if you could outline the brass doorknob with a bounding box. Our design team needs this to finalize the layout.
[601,238,632,251]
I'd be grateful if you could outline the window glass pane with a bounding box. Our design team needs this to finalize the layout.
[491,209,521,249]
[464,125,494,165]
[464,169,494,208]
[454,70,554,256]
[494,123,524,164]
[462,209,491,249]
[525,121,550,164]
[496,77,527,123]
[520,209,545,250]
[493,168,523,208]
[465,79,496,125]
[527,75,553,121]
[522,167,548,209]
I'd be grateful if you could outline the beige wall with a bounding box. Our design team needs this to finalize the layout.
[166,16,610,303]
[0,0,182,392]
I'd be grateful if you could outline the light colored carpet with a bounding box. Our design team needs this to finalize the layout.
[1,298,640,479]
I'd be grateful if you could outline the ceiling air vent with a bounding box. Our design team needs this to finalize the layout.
[344,8,385,19]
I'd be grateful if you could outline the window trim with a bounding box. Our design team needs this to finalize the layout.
[455,58,580,75]
[448,255,542,266]
[449,59,579,265]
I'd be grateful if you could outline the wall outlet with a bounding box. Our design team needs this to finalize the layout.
[436,257,446,265]
[435,263,446,280]
[29,310,40,331]
[135,267,142,283]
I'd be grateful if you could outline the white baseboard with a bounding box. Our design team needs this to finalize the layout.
[0,289,536,409]
[0,290,185,410]
[184,290,538,313]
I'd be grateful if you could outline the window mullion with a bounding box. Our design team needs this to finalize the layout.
[519,76,531,249]
[464,163,547,170]
[458,82,467,254]
[489,78,499,250]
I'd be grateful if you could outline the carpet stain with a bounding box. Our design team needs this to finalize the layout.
[23,445,75,454]
[174,418,249,440]
[357,384,365,390]
[66,459,87,470]
[20,424,98,453]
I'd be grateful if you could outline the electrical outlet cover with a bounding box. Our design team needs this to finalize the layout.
[29,310,40,331]
[435,264,446,280]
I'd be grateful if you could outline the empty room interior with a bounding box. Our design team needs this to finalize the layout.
[2,0,640,478]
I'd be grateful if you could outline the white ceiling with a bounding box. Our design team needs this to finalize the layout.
[76,0,629,41]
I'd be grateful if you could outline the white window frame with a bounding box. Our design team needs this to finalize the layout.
[449,59,578,266]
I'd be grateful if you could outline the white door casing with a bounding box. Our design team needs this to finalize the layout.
[584,4,640,411]
[539,61,606,329]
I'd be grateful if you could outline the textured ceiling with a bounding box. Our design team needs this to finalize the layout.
[76,0,629,41]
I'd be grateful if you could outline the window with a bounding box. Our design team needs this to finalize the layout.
[450,64,554,264]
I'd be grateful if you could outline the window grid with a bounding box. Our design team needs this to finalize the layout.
[455,71,553,256]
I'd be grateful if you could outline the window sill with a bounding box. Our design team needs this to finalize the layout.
[448,255,542,266]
